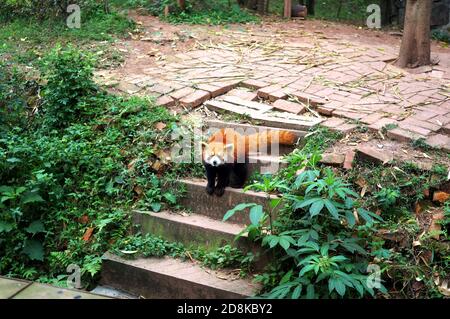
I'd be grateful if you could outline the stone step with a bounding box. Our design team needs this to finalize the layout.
[0,276,109,299]
[177,179,277,225]
[247,154,288,176]
[204,98,323,131]
[90,285,138,299]
[204,119,305,156]
[100,252,261,299]
[251,112,323,131]
[133,210,254,252]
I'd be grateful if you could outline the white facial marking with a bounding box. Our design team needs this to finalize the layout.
[205,155,224,167]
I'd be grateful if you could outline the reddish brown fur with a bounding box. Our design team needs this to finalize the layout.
[204,128,297,161]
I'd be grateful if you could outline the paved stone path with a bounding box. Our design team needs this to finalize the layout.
[0,276,109,299]
[96,25,450,151]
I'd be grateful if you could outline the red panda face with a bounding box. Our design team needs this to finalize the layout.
[202,142,234,167]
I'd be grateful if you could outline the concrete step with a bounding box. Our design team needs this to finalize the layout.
[100,252,261,299]
[133,210,254,252]
[247,154,288,176]
[90,285,138,299]
[205,119,305,156]
[204,98,322,131]
[177,179,278,225]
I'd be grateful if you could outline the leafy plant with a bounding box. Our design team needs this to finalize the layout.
[112,234,254,274]
[0,45,181,287]
[223,130,389,298]
[144,0,259,25]
[375,187,401,210]
[41,45,97,128]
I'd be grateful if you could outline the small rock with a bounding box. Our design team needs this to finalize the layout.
[319,153,345,167]
[343,150,356,170]
[356,145,394,165]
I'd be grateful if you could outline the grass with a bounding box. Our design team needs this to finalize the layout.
[0,11,134,66]
[112,234,254,275]
[163,4,259,25]
[114,0,260,25]
[269,0,384,25]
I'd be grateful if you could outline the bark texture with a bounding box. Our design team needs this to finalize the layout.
[395,0,432,68]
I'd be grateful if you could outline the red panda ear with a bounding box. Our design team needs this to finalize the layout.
[201,141,208,149]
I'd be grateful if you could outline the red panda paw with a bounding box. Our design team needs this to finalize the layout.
[206,185,215,195]
[214,187,225,197]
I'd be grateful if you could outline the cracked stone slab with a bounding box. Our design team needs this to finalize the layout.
[252,112,323,130]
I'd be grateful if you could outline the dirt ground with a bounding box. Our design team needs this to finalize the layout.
[96,11,449,167]
[113,12,450,77]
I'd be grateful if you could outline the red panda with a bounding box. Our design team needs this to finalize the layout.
[202,128,297,196]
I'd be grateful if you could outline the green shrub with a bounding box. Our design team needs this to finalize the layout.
[432,29,450,44]
[0,45,180,287]
[0,62,29,130]
[41,45,98,128]
[225,157,386,298]
[0,0,106,22]
[142,0,259,25]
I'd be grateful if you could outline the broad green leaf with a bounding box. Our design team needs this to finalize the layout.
[279,237,291,251]
[305,183,316,195]
[150,202,162,212]
[0,221,13,233]
[269,236,279,248]
[306,284,315,299]
[6,157,21,163]
[0,186,13,194]
[320,244,329,256]
[300,241,320,252]
[279,269,293,284]
[1,196,12,203]
[345,210,356,227]
[330,255,347,262]
[328,278,336,294]
[309,200,324,217]
[295,197,321,209]
[25,220,45,235]
[22,239,44,261]
[269,198,282,209]
[249,205,264,226]
[309,229,319,240]
[353,281,364,297]
[357,208,383,224]
[344,197,354,209]
[223,203,255,221]
[163,192,176,204]
[292,285,302,299]
[299,264,315,276]
[21,192,45,204]
[334,279,346,296]
[324,199,339,219]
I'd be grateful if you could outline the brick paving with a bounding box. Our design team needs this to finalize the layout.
[95,26,450,150]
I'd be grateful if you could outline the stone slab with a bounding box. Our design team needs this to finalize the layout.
[0,277,31,299]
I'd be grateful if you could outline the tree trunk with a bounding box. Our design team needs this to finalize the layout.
[247,0,257,10]
[177,0,186,11]
[257,0,266,14]
[306,0,316,15]
[284,0,292,18]
[395,0,432,68]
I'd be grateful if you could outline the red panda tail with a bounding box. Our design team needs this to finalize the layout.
[245,130,297,149]
[276,131,297,145]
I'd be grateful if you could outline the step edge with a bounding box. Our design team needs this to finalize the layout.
[133,210,247,235]
[101,252,261,297]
